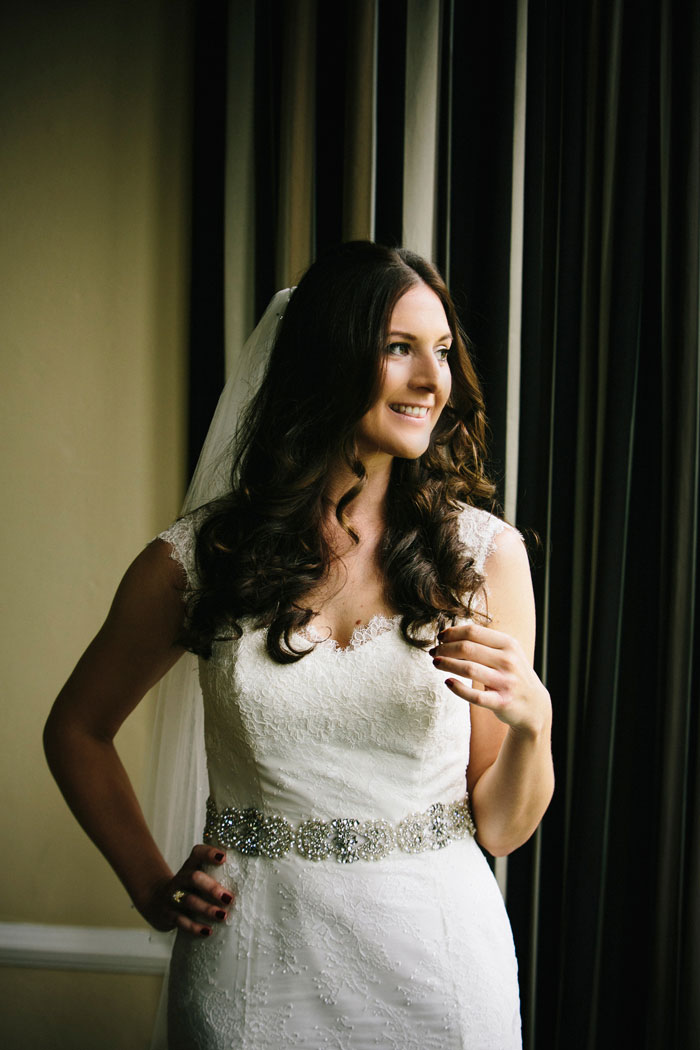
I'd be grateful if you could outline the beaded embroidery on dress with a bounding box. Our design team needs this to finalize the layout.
[161,504,522,1050]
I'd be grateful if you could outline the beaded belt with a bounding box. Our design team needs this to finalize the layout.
[203,795,477,864]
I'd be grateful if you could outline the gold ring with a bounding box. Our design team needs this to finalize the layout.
[171,889,186,906]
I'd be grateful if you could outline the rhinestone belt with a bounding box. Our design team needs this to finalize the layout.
[203,795,477,864]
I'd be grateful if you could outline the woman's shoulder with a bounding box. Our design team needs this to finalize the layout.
[154,503,212,591]
[456,503,520,575]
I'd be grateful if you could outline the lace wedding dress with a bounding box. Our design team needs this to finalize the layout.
[160,504,521,1050]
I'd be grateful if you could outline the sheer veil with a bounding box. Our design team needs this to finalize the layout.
[144,289,292,1047]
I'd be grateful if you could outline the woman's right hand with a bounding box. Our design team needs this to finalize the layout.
[140,844,234,936]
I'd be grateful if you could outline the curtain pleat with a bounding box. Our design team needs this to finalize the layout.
[436,0,454,278]
[402,0,441,259]
[252,0,283,318]
[374,0,407,247]
[438,0,519,500]
[315,0,349,255]
[187,1,228,477]
[225,0,256,370]
[507,2,562,1038]
[276,0,316,286]
[341,0,376,242]
[651,0,700,1043]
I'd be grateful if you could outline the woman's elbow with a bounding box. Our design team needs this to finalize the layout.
[477,831,530,859]
[475,786,554,858]
[477,820,545,857]
[43,700,106,770]
[43,703,73,771]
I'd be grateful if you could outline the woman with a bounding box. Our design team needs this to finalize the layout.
[44,242,553,1049]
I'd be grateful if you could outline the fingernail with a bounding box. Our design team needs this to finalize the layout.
[428,647,436,656]
[221,892,233,905]
[445,679,456,689]
[200,927,211,937]
[214,852,224,862]
[215,910,226,921]
[433,656,443,666]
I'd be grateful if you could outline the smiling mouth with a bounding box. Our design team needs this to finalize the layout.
[389,404,429,418]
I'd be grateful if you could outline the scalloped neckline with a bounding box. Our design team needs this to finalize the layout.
[298,613,402,653]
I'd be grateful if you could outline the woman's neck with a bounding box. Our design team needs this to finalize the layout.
[324,452,393,532]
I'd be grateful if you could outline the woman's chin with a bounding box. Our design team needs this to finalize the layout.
[356,439,429,463]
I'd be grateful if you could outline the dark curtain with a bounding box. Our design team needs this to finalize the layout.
[374,0,408,248]
[510,1,700,1047]
[252,0,283,320]
[438,0,519,500]
[186,1,228,477]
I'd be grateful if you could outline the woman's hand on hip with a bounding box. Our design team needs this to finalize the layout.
[431,622,551,739]
[140,844,234,937]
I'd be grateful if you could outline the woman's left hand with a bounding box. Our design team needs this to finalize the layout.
[431,622,551,738]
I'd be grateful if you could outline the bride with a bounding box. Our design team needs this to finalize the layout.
[44,241,553,1049]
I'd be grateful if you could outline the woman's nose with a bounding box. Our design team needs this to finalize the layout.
[409,348,441,390]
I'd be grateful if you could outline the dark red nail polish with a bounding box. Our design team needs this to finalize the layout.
[200,927,211,937]
[221,892,233,905]
[215,909,226,920]
[214,852,224,862]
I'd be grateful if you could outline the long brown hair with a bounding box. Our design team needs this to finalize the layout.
[183,241,497,661]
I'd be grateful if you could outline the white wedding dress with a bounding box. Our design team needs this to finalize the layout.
[160,504,521,1050]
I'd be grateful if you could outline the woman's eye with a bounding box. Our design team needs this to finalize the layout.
[385,342,451,360]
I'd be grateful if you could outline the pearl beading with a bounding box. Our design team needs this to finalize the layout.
[203,795,477,863]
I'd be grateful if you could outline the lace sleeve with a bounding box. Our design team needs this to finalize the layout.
[156,512,202,597]
[457,505,513,575]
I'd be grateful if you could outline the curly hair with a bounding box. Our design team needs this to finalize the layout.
[182,241,497,662]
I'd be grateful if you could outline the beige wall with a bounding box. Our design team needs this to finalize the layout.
[2,969,165,1050]
[0,0,191,1045]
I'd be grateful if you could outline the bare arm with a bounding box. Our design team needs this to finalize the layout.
[43,539,232,935]
[431,526,554,856]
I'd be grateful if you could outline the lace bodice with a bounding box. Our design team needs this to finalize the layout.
[159,505,509,822]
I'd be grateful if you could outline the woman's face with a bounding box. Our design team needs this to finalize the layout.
[355,281,452,462]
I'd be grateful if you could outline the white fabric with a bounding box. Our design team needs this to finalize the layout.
[159,505,522,1050]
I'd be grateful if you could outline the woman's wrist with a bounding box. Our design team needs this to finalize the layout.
[506,693,552,742]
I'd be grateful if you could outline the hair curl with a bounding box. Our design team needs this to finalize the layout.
[183,241,497,662]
